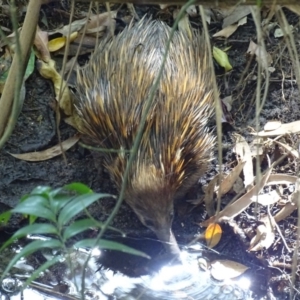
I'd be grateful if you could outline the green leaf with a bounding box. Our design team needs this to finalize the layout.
[49,187,64,198]
[64,182,93,195]
[213,46,232,72]
[58,193,111,226]
[63,218,124,241]
[0,223,58,251]
[0,210,12,225]
[74,239,150,259]
[0,48,35,84]
[30,186,51,195]
[63,218,98,241]
[11,195,56,222]
[49,194,73,215]
[24,49,35,80]
[29,214,38,224]
[19,193,30,203]
[1,239,62,280]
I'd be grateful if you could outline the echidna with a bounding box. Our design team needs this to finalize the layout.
[74,19,215,256]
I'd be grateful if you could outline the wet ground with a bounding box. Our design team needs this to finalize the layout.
[1,2,300,299]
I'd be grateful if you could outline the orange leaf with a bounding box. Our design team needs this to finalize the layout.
[205,223,222,248]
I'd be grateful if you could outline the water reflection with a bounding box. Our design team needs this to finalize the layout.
[0,236,253,300]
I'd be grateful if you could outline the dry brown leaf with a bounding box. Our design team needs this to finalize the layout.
[9,135,79,161]
[84,11,117,34]
[214,15,247,38]
[55,34,97,56]
[203,163,245,217]
[34,26,50,62]
[254,120,300,136]
[222,6,251,28]
[252,190,281,206]
[202,172,296,227]
[247,40,272,69]
[266,174,297,185]
[284,5,300,16]
[249,218,275,251]
[274,179,300,222]
[274,25,293,38]
[219,161,246,195]
[222,95,233,111]
[233,177,244,194]
[48,19,86,37]
[48,11,117,38]
[210,260,248,281]
[274,201,297,223]
[213,24,238,38]
[233,134,254,190]
[213,6,235,20]
[238,16,247,26]
[205,223,222,248]
[201,167,272,226]
[37,59,72,116]
[273,140,299,159]
[264,120,281,131]
[202,8,213,24]
[86,26,108,35]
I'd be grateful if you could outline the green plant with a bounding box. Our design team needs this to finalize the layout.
[0,182,149,286]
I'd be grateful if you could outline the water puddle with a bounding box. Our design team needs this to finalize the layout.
[0,235,253,300]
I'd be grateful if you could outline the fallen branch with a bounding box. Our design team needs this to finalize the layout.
[76,0,300,6]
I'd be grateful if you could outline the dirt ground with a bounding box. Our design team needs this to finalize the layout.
[1,2,300,299]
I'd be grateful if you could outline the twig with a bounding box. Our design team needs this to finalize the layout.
[0,0,41,148]
[79,0,197,296]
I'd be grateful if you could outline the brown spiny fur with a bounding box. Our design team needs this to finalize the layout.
[74,19,215,252]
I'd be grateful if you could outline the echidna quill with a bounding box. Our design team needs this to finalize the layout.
[74,19,215,257]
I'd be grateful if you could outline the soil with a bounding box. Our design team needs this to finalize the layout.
[1,2,300,299]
